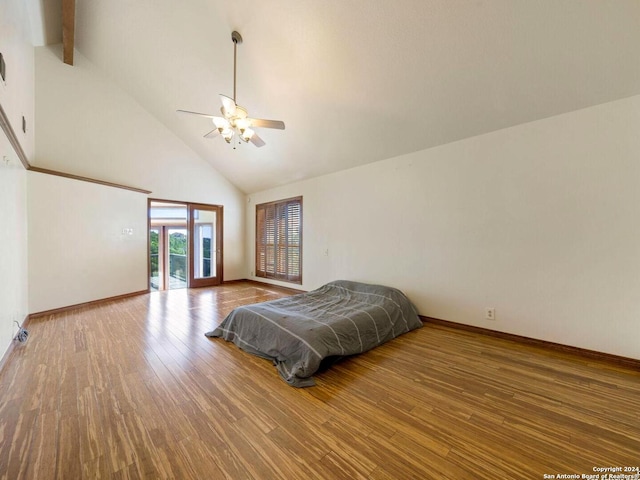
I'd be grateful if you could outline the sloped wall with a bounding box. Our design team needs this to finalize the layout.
[30,45,247,311]
[0,0,35,160]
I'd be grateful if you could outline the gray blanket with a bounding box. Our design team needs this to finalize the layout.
[205,280,422,387]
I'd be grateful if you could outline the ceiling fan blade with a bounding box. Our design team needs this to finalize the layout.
[177,109,217,119]
[203,129,220,139]
[248,118,285,130]
[219,94,236,117]
[250,132,266,148]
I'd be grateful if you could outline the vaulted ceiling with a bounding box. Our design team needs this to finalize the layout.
[35,0,640,193]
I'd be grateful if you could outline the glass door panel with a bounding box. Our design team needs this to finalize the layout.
[193,211,215,279]
[149,228,162,290]
[167,227,188,289]
[149,200,188,291]
[188,204,222,288]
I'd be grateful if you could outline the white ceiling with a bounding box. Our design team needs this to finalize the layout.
[38,0,640,193]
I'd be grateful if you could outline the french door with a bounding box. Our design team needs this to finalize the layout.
[188,203,223,288]
[149,200,223,290]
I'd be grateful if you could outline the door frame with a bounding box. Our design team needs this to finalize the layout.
[187,202,223,288]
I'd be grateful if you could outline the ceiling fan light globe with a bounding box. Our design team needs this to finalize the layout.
[235,118,250,131]
[222,127,234,143]
[241,128,255,142]
[212,117,230,135]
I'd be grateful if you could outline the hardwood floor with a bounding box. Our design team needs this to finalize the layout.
[1,282,639,479]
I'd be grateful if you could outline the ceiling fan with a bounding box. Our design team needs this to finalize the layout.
[177,31,285,148]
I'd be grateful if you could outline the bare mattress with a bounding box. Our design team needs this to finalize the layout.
[205,280,423,387]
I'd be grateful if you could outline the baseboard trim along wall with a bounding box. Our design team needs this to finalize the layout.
[29,281,297,320]
[20,280,638,371]
[233,281,640,369]
[224,279,307,295]
[421,316,640,370]
[29,289,149,319]
[5,282,305,374]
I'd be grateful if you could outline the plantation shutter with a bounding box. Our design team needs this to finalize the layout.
[286,201,301,280]
[255,197,302,283]
[256,206,267,274]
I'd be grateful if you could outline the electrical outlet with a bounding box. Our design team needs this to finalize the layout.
[485,308,495,320]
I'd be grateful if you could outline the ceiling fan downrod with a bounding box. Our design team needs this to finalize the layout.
[231,31,243,103]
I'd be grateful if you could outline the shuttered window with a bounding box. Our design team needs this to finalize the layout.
[255,197,302,284]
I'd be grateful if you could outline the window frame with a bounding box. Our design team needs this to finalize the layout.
[255,196,302,284]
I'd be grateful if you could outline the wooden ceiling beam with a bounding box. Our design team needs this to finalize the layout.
[62,0,75,65]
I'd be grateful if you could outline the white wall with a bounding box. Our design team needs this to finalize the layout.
[33,45,246,302]
[0,0,35,161]
[28,172,148,313]
[0,131,28,360]
[247,95,640,360]
[0,0,33,360]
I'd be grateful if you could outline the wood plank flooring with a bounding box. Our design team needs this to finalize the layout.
[1,282,639,479]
